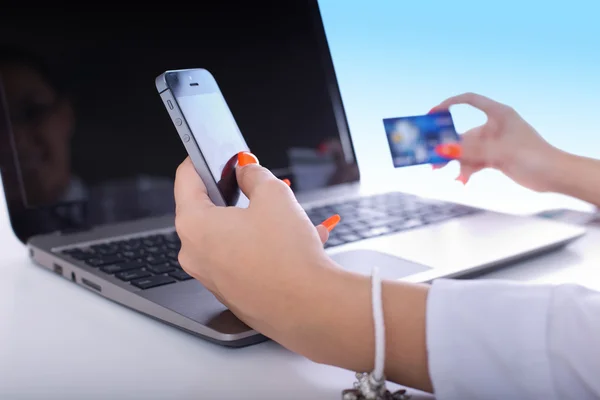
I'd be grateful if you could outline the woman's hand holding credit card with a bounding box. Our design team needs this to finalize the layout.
[432,92,561,190]
[383,93,565,192]
[386,92,560,189]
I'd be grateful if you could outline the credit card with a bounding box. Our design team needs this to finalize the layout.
[383,111,460,168]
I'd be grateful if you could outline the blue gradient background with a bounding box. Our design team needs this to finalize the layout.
[318,0,600,211]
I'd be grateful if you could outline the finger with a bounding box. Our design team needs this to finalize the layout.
[316,224,329,244]
[431,162,448,170]
[432,92,502,114]
[316,214,341,245]
[174,157,215,209]
[435,126,485,165]
[435,143,462,160]
[456,163,483,185]
[236,152,290,200]
[428,106,447,114]
[320,214,341,232]
[459,126,489,165]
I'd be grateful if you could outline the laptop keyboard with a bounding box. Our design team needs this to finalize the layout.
[59,192,480,290]
[306,192,481,248]
[60,232,188,290]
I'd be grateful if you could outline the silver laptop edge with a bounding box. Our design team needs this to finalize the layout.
[26,181,585,346]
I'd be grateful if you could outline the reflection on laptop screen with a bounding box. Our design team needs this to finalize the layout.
[0,3,358,241]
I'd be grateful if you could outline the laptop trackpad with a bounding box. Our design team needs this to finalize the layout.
[141,280,252,335]
[330,249,431,280]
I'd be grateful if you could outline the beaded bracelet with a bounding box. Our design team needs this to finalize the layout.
[341,267,411,400]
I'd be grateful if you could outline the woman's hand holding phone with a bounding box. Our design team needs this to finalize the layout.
[174,153,342,357]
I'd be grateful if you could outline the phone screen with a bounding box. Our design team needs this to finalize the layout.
[176,92,250,207]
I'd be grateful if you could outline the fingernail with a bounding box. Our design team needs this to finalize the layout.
[321,214,341,232]
[282,178,291,187]
[435,143,462,159]
[456,174,467,185]
[238,151,259,167]
[429,107,449,114]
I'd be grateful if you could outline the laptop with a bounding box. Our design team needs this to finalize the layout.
[0,3,585,347]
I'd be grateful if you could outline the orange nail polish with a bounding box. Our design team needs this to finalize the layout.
[282,178,291,187]
[238,151,259,167]
[321,214,341,232]
[435,143,462,159]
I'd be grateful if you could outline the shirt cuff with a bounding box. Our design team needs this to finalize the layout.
[426,278,556,400]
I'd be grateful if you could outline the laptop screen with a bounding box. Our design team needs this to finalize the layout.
[0,2,359,242]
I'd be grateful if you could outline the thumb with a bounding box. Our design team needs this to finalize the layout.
[235,152,290,200]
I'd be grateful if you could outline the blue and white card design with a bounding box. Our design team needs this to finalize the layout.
[383,111,460,168]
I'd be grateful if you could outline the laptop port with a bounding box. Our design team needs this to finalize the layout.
[82,278,101,292]
[53,263,63,276]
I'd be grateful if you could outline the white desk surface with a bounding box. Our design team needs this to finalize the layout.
[1,171,599,400]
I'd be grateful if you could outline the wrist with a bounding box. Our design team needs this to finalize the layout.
[540,149,600,206]
[293,261,432,392]
[541,147,576,194]
[292,261,374,370]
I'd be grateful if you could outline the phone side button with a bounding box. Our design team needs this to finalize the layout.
[167,100,174,109]
[182,134,190,143]
[175,118,182,126]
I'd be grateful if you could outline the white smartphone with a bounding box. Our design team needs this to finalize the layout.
[156,68,250,207]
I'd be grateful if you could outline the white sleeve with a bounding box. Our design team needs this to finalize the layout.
[426,278,600,400]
